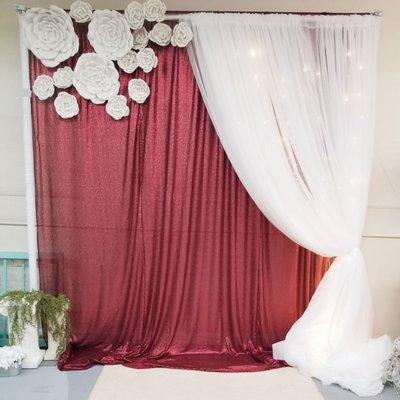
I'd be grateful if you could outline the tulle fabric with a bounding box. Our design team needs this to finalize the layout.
[187,13,392,396]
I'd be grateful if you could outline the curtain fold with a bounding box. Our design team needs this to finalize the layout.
[31,23,330,372]
[187,13,392,396]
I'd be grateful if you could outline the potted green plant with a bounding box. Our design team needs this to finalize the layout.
[0,291,44,368]
[0,290,71,365]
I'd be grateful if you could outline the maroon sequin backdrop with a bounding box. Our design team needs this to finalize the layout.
[30,23,330,371]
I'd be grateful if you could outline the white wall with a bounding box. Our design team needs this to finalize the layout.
[1,0,399,337]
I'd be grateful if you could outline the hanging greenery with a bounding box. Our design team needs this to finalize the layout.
[0,290,70,357]
[0,290,43,346]
[40,293,70,357]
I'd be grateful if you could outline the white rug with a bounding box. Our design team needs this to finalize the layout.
[88,366,323,400]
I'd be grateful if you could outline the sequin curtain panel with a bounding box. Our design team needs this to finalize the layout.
[30,23,330,371]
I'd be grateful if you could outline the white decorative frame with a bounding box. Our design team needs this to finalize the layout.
[17,6,39,291]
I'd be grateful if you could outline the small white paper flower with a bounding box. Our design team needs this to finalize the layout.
[143,0,167,22]
[106,95,130,120]
[148,22,172,46]
[53,66,74,89]
[117,51,138,74]
[171,22,193,47]
[128,78,150,104]
[137,48,158,73]
[132,27,149,50]
[73,53,120,104]
[21,6,79,67]
[32,75,54,100]
[0,346,24,370]
[88,10,133,60]
[124,1,145,30]
[54,92,79,118]
[69,0,93,23]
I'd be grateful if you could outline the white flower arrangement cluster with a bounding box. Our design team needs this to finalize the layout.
[22,1,193,121]
[0,346,24,370]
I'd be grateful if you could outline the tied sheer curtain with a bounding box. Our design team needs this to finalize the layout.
[187,13,392,396]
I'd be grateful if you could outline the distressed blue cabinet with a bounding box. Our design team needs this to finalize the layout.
[0,252,29,346]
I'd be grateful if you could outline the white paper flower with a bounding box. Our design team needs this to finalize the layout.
[137,48,158,73]
[143,0,166,22]
[69,0,93,23]
[124,1,145,30]
[171,22,193,47]
[117,50,138,74]
[148,23,172,46]
[54,92,79,118]
[132,27,149,50]
[21,6,79,68]
[128,78,150,104]
[73,53,120,104]
[88,10,133,60]
[0,346,24,370]
[106,95,130,120]
[32,75,54,100]
[53,66,74,89]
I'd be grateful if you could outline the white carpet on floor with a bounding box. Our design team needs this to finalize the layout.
[88,366,323,400]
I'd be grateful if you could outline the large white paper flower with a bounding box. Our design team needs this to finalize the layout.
[21,6,79,68]
[132,27,149,50]
[148,23,172,46]
[69,0,93,23]
[128,78,150,104]
[32,75,54,100]
[88,10,133,60]
[106,95,130,120]
[53,66,74,89]
[73,53,120,104]
[54,92,79,118]
[171,22,193,47]
[143,0,166,22]
[137,48,158,73]
[124,1,145,30]
[117,50,138,74]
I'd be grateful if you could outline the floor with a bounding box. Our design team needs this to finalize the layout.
[0,363,398,400]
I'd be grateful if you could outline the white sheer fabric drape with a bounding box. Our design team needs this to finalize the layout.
[187,13,392,396]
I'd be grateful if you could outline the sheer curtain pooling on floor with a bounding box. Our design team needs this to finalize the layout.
[187,13,392,396]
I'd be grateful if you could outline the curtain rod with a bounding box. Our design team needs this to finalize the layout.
[164,11,383,20]
[14,5,383,16]
[165,10,383,17]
